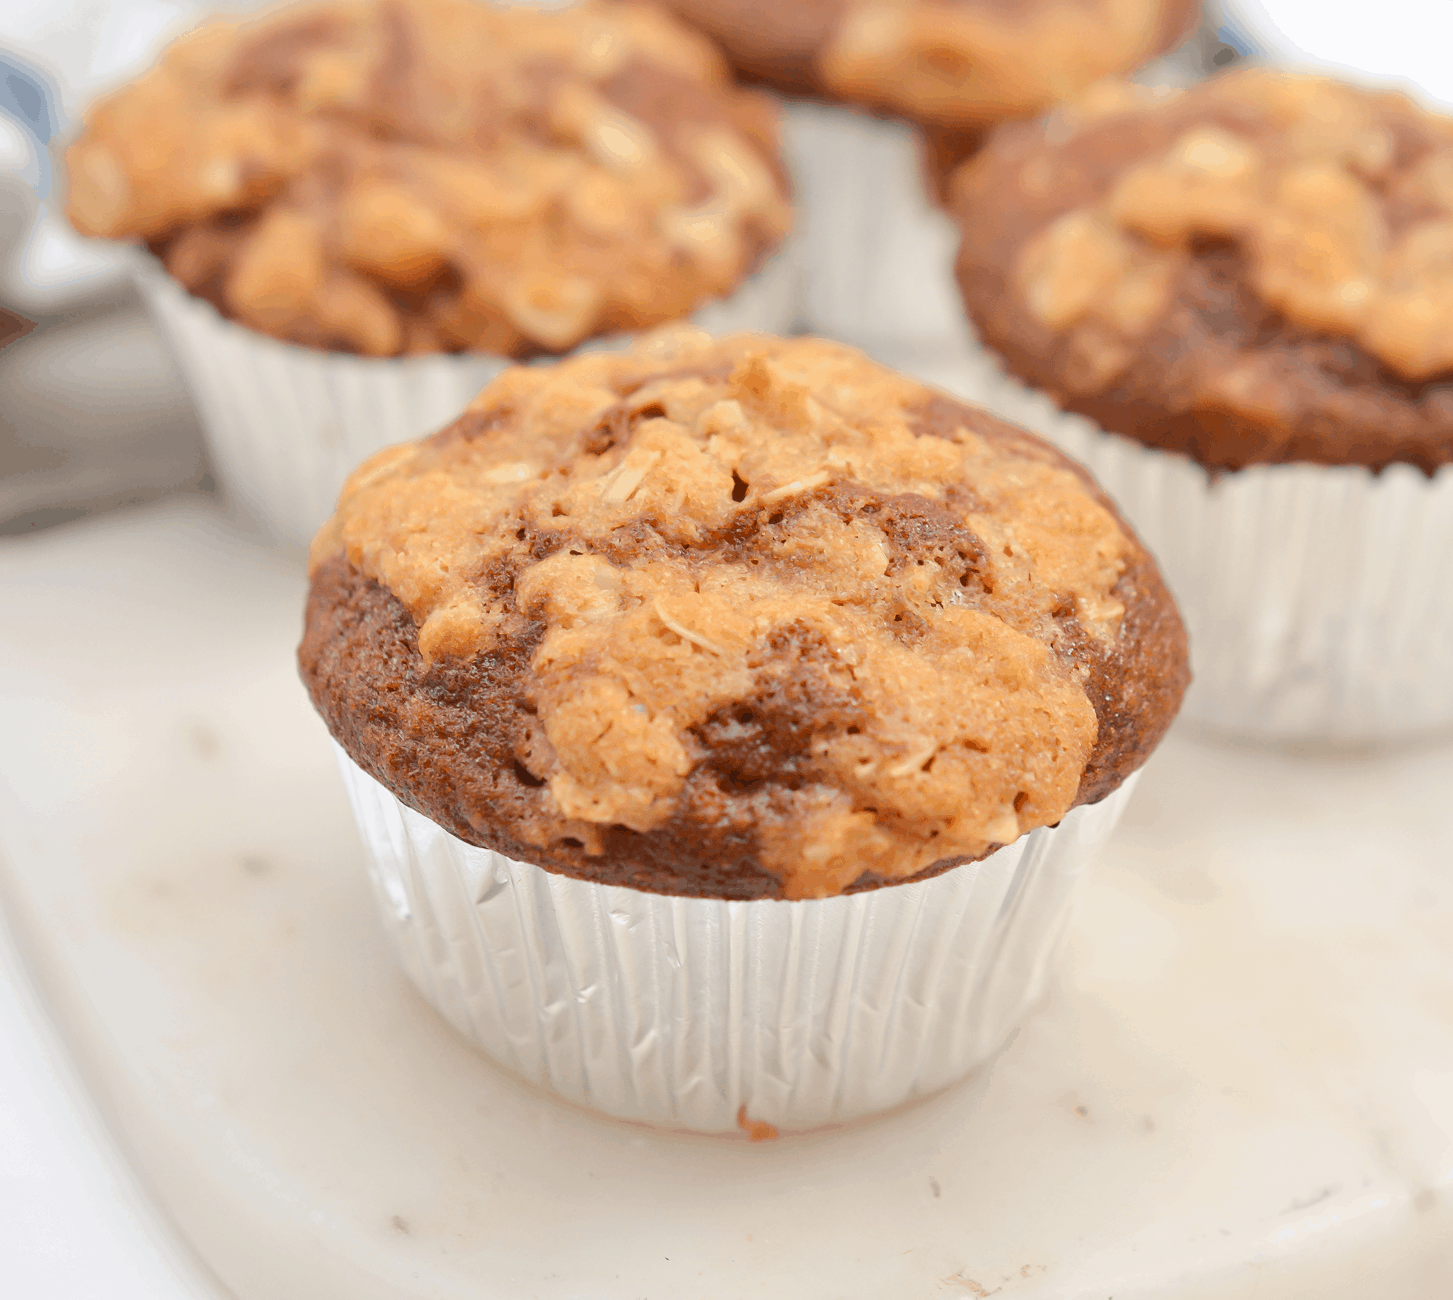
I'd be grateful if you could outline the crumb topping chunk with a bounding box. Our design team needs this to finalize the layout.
[312,332,1133,897]
[66,0,791,357]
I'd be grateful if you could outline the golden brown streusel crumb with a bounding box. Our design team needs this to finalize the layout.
[66,0,791,357]
[308,332,1156,898]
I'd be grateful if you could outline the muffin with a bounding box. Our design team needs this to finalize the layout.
[664,0,1196,135]
[64,0,796,546]
[951,69,1453,742]
[299,329,1189,1130]
[655,0,1199,350]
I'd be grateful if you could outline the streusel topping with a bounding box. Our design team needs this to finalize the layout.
[821,0,1191,129]
[661,0,1194,131]
[312,332,1132,897]
[67,0,791,356]
[995,71,1453,386]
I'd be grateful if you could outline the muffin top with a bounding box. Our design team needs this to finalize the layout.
[65,0,791,357]
[300,331,1188,899]
[953,69,1453,471]
[660,0,1196,130]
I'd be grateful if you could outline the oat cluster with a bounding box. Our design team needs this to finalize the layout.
[66,0,790,357]
[312,332,1132,898]
[1002,70,1453,387]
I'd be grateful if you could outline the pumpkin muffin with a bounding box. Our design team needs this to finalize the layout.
[68,0,793,357]
[300,329,1188,1132]
[301,331,1188,899]
[693,0,1200,356]
[663,0,1197,144]
[64,0,796,544]
[949,70,1453,740]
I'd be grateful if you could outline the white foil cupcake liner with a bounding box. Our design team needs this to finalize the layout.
[781,100,981,368]
[962,355,1453,744]
[133,247,800,550]
[334,742,1138,1133]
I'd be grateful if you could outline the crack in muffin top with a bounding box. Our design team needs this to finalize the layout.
[952,70,1453,470]
[65,0,791,357]
[304,332,1187,898]
[661,0,1197,129]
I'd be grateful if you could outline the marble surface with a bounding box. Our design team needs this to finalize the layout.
[0,890,222,1298]
[1,496,1452,1300]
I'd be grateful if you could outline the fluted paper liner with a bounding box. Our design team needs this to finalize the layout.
[334,743,1137,1133]
[782,102,981,360]
[961,353,1453,744]
[134,247,801,550]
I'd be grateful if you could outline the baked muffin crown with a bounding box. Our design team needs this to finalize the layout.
[953,69,1453,471]
[301,332,1188,899]
[66,0,791,357]
[661,0,1197,128]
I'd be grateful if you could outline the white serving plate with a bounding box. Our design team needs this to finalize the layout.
[1,495,1451,1299]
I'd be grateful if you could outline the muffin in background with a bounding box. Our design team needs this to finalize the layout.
[300,329,1190,1130]
[950,69,1453,743]
[65,0,797,546]
[662,0,1198,140]
[655,0,1199,351]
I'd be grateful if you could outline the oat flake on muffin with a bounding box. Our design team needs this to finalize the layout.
[952,69,1453,472]
[66,0,792,357]
[300,331,1188,899]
